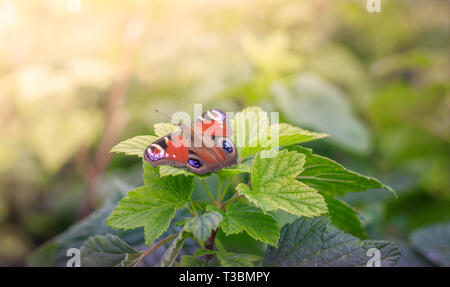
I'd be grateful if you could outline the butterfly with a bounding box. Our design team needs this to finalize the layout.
[144,109,237,174]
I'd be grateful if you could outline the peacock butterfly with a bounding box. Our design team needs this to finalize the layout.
[143,109,237,174]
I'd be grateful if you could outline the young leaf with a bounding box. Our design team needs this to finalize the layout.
[264,216,400,267]
[237,150,327,217]
[80,234,140,267]
[275,123,328,147]
[232,107,325,159]
[288,146,388,196]
[240,123,327,159]
[215,164,251,181]
[320,193,367,239]
[106,163,194,246]
[183,212,223,245]
[153,123,180,138]
[220,203,280,246]
[232,106,269,146]
[110,135,157,157]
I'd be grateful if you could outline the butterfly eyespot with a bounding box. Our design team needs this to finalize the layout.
[188,158,203,168]
[223,140,233,153]
[146,144,165,161]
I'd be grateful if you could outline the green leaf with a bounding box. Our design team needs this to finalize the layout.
[320,193,367,239]
[232,107,325,159]
[110,135,157,157]
[80,234,140,267]
[251,149,305,189]
[142,162,194,202]
[220,203,280,246]
[200,241,261,267]
[410,222,450,266]
[240,123,327,159]
[106,162,194,246]
[264,217,400,267]
[288,146,387,196]
[275,123,328,147]
[232,106,269,148]
[106,186,178,246]
[218,252,262,267]
[272,210,298,228]
[159,233,187,267]
[153,123,180,138]
[180,255,210,267]
[159,165,211,179]
[28,181,144,267]
[237,150,327,217]
[215,164,251,181]
[194,248,217,257]
[360,240,402,267]
[184,212,223,245]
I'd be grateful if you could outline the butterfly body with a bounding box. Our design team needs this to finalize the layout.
[144,109,237,174]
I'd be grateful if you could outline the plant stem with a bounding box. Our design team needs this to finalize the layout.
[216,179,223,205]
[192,199,203,211]
[134,233,179,266]
[184,203,196,217]
[201,179,216,205]
[221,194,245,209]
[189,198,199,216]
[204,229,218,262]
[220,178,233,202]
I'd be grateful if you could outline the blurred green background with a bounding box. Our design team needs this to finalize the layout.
[0,0,448,266]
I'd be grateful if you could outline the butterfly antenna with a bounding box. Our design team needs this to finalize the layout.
[154,109,172,120]
[154,109,185,127]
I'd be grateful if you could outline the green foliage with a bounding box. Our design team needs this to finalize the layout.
[159,165,211,179]
[106,162,193,245]
[80,234,140,267]
[287,146,390,196]
[153,123,180,138]
[212,203,280,246]
[159,233,188,267]
[273,74,371,154]
[189,241,262,267]
[3,0,448,267]
[409,223,450,266]
[183,212,223,245]
[320,193,367,239]
[180,255,211,267]
[38,106,399,267]
[215,164,251,181]
[28,181,145,267]
[264,217,400,267]
[232,107,326,159]
[237,150,327,217]
[110,135,157,157]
